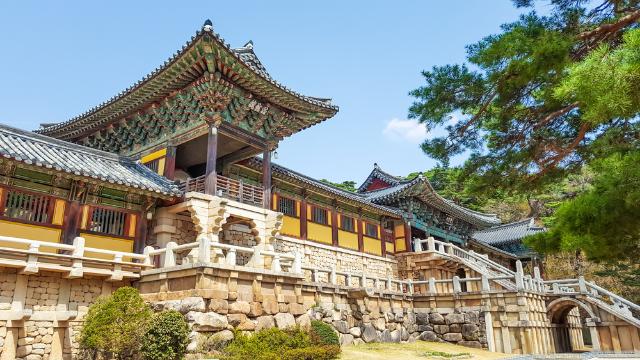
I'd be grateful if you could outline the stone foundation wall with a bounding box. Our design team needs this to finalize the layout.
[275,236,398,281]
[0,269,128,360]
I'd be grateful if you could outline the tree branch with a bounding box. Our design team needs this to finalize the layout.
[578,9,640,41]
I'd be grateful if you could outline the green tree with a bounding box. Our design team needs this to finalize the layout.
[80,286,152,359]
[141,310,190,360]
[319,179,357,192]
[409,0,640,193]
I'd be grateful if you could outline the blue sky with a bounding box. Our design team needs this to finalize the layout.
[0,1,543,185]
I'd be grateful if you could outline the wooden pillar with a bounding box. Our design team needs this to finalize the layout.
[380,220,386,257]
[134,213,148,254]
[262,148,272,209]
[164,146,177,180]
[204,123,218,195]
[331,202,339,247]
[300,191,308,240]
[61,200,82,245]
[404,222,412,252]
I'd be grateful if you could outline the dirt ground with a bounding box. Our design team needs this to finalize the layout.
[339,342,511,360]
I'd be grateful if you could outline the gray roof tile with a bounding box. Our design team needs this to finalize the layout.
[472,218,545,246]
[0,123,181,197]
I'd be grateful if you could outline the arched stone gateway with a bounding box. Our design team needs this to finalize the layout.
[546,297,599,353]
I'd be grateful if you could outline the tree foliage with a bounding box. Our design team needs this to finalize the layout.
[319,179,358,192]
[409,0,640,193]
[140,310,190,360]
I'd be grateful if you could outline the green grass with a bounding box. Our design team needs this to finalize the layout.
[339,342,509,360]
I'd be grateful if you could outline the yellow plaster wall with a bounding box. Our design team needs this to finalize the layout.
[338,230,358,250]
[307,222,332,244]
[80,233,134,259]
[157,158,166,175]
[281,216,301,237]
[52,200,65,226]
[395,238,407,252]
[385,241,394,254]
[363,236,382,256]
[128,214,137,237]
[0,220,61,252]
[394,223,406,251]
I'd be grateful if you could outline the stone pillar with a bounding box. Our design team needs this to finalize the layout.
[0,326,19,360]
[49,323,67,360]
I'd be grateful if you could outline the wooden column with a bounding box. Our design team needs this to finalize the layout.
[134,213,148,254]
[331,201,339,247]
[262,148,272,209]
[380,220,386,257]
[164,146,177,180]
[204,123,218,195]
[404,222,412,252]
[300,191,308,240]
[61,201,82,245]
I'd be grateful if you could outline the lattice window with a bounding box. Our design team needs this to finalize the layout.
[89,207,128,237]
[3,189,52,224]
[277,196,297,217]
[311,206,328,225]
[365,223,378,238]
[340,215,355,232]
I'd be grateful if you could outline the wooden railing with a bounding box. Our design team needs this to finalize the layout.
[179,174,264,207]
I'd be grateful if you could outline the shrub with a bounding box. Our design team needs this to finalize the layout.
[80,286,152,360]
[221,327,340,360]
[309,321,339,346]
[196,331,235,355]
[140,310,190,360]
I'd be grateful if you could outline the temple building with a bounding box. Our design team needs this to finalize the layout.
[0,20,637,359]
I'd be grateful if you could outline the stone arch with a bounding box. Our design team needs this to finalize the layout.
[546,297,597,353]
[220,216,258,266]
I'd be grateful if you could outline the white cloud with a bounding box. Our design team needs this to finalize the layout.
[382,118,429,143]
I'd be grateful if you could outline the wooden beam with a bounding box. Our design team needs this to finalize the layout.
[300,191,308,240]
[262,148,272,209]
[219,145,260,170]
[204,123,218,195]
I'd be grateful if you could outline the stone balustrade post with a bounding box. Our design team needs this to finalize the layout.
[446,244,454,255]
[552,282,560,294]
[413,238,422,252]
[69,237,85,278]
[408,279,414,294]
[272,253,282,272]
[143,246,154,267]
[346,273,352,287]
[481,274,491,292]
[292,252,302,274]
[578,276,588,293]
[428,277,437,294]
[515,260,525,291]
[226,248,237,266]
[163,242,177,267]
[330,269,337,285]
[453,276,461,293]
[23,242,40,274]
[386,276,392,291]
[197,235,211,263]
[250,245,264,269]
[110,253,124,281]
[312,268,319,283]
[361,272,368,287]
[375,277,380,289]
[427,236,435,251]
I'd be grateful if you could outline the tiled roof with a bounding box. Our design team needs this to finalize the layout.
[357,163,404,192]
[472,218,545,246]
[0,123,181,197]
[37,20,337,140]
[243,158,402,217]
[360,174,501,228]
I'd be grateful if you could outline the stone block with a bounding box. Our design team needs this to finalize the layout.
[429,313,445,325]
[445,313,465,325]
[274,313,296,329]
[340,333,354,346]
[208,299,229,314]
[443,333,463,342]
[462,323,479,341]
[434,324,449,334]
[373,318,386,331]
[419,331,438,341]
[248,302,263,317]
[349,327,361,337]
[289,303,305,316]
[361,324,378,343]
[296,314,311,329]
[449,324,461,333]
[416,312,430,325]
[186,311,228,331]
[333,320,349,334]
[390,329,401,343]
[256,315,275,331]
[262,299,279,315]
[229,301,250,314]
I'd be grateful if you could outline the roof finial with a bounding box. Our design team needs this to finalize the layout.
[203,19,213,32]
[244,40,254,49]
[374,162,379,169]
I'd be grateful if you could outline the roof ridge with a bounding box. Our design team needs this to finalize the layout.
[476,218,534,233]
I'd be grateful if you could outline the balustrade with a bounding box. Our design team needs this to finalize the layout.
[179,174,264,207]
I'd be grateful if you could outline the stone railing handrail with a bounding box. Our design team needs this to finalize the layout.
[0,235,150,280]
[144,239,301,275]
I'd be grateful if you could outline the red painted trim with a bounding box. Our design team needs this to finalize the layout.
[404,222,412,252]
[357,219,364,252]
[300,196,307,240]
[0,216,62,229]
[331,208,338,247]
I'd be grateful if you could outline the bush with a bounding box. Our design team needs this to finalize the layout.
[309,321,339,346]
[221,327,340,360]
[140,310,190,360]
[80,286,152,360]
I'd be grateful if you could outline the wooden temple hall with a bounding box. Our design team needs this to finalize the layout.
[0,20,638,358]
